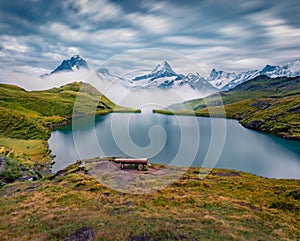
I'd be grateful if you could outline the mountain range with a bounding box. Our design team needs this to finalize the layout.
[46,55,300,92]
[97,61,217,94]
[208,59,300,90]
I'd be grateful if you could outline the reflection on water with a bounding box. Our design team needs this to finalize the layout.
[48,113,300,179]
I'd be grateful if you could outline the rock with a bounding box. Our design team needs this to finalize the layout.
[47,120,69,129]
[63,227,95,241]
[250,101,272,110]
[214,171,241,177]
[128,233,150,241]
[244,120,265,129]
[0,156,7,174]
[287,106,300,113]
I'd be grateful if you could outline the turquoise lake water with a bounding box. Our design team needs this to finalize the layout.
[49,113,300,179]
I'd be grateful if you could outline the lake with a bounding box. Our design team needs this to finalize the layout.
[48,112,300,179]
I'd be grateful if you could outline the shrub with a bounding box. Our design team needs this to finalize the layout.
[286,190,300,200]
[270,200,299,212]
[0,159,22,182]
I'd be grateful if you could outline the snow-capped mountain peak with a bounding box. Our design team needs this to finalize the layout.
[286,58,300,72]
[132,61,180,83]
[209,68,218,79]
[50,55,88,74]
[96,67,125,84]
[209,69,237,81]
[150,61,176,76]
[208,68,242,89]
[98,68,111,76]
[260,64,276,73]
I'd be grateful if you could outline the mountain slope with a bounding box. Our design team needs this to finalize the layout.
[231,75,300,93]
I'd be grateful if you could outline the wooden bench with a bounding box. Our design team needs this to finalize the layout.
[114,158,148,171]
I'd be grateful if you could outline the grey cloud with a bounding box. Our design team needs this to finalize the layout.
[0,0,299,76]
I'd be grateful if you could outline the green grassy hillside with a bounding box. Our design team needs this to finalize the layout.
[155,76,300,139]
[0,82,137,182]
[0,82,124,139]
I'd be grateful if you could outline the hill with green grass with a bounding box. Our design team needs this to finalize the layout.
[0,82,129,140]
[154,75,300,139]
[0,82,137,184]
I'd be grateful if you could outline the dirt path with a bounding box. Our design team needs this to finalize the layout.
[84,159,189,194]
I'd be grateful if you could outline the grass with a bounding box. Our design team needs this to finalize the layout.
[0,162,299,240]
[0,138,50,165]
[0,107,49,140]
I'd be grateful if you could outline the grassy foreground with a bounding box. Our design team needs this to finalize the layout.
[154,76,300,140]
[0,162,299,240]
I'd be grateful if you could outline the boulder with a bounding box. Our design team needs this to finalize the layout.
[244,120,265,129]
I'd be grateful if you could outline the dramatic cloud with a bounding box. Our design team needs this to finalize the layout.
[0,0,299,77]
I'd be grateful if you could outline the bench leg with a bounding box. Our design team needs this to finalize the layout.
[138,164,144,171]
[120,163,124,170]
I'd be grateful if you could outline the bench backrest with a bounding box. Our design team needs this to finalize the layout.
[114,158,148,164]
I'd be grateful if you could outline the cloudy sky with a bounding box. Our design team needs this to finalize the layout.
[0,0,300,76]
